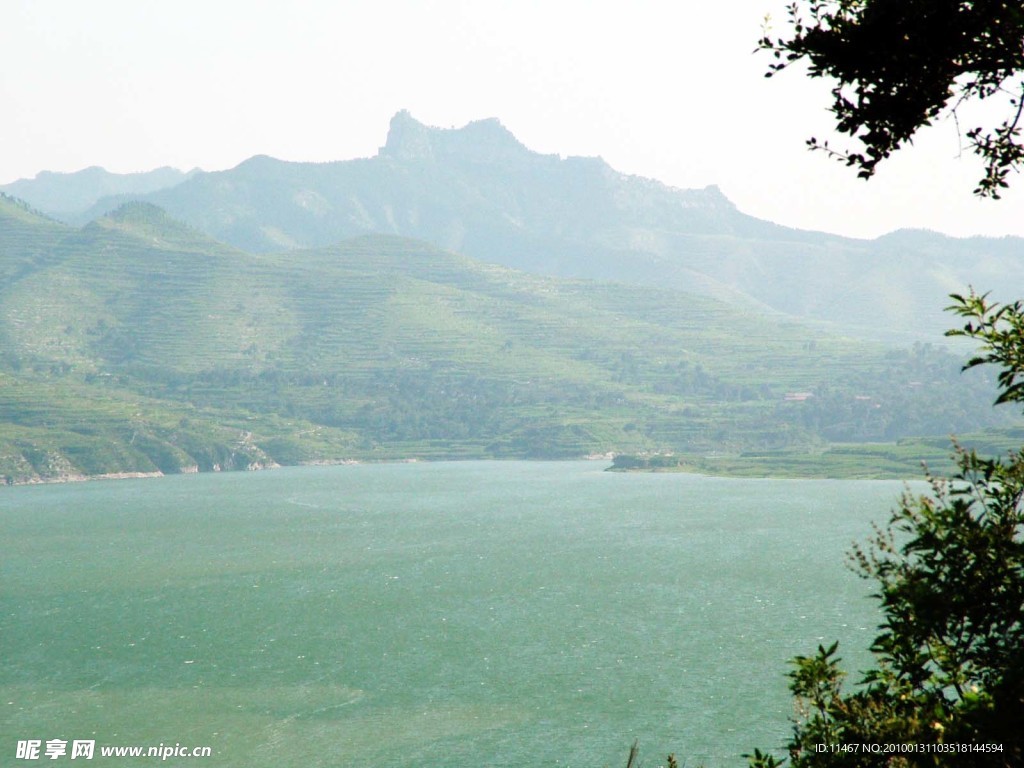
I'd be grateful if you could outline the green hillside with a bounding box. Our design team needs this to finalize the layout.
[0,370,360,482]
[0,200,1016,483]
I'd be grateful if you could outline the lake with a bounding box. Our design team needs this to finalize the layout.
[1,462,907,766]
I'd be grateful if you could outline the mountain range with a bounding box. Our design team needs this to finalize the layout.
[7,111,1024,342]
[2,113,1022,483]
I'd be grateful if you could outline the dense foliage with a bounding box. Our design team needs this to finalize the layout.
[760,1,1024,196]
[747,294,1024,766]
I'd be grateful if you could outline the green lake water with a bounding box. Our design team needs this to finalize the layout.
[1,462,906,766]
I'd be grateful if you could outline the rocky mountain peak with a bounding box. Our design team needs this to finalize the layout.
[381,110,434,160]
[381,111,530,164]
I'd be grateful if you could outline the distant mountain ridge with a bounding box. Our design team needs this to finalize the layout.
[1,166,197,222]
[7,112,1024,340]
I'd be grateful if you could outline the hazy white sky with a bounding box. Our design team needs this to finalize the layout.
[3,0,1022,239]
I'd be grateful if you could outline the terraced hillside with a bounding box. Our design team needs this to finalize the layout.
[0,195,69,285]
[0,199,1015,483]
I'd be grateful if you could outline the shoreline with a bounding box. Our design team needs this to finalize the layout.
[6,470,167,487]
[2,454,630,488]
[0,452,924,488]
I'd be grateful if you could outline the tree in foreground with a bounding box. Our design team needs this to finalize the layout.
[747,3,1024,763]
[758,1,1024,197]
[747,292,1024,766]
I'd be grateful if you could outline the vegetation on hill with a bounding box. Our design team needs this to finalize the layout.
[2,199,1016,483]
